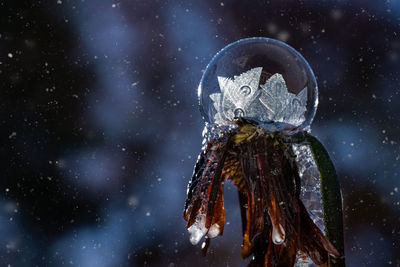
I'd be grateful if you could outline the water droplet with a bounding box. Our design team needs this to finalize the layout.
[271,224,285,244]
[206,223,220,238]
[234,108,245,118]
[239,85,251,96]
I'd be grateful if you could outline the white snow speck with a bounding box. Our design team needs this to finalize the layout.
[8,132,16,139]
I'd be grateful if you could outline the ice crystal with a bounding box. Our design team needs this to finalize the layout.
[210,67,307,127]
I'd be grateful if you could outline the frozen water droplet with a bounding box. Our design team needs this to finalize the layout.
[187,215,207,245]
[239,85,251,96]
[272,224,285,244]
[234,108,245,118]
[207,223,220,238]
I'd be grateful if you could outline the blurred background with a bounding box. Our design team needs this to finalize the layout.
[1,0,399,266]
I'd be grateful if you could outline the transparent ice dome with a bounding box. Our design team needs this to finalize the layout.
[198,37,318,131]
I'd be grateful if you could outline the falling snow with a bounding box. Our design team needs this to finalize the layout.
[1,0,400,266]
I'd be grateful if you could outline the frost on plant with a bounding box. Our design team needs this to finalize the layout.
[183,121,341,266]
[188,38,344,266]
[210,67,307,126]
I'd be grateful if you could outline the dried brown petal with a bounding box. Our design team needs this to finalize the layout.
[184,126,342,266]
[183,134,231,246]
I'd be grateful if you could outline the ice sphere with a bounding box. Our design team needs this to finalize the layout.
[198,37,318,131]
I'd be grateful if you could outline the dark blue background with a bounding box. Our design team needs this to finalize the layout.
[1,0,399,266]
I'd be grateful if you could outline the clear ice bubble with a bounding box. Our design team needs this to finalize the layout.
[198,37,318,131]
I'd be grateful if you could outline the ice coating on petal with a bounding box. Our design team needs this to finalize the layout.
[206,223,221,238]
[187,217,221,245]
[293,144,325,266]
[188,215,207,245]
[292,144,324,232]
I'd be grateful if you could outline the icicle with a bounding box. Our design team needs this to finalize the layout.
[188,215,207,245]
[272,224,285,245]
[207,223,221,238]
